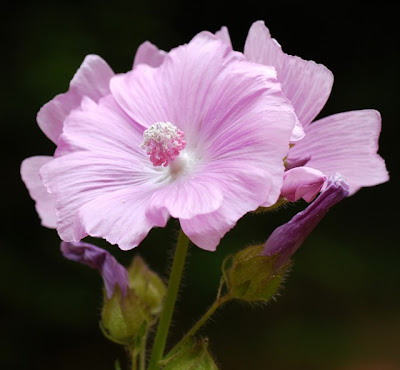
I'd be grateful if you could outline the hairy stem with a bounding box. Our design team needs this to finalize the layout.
[164,293,230,361]
[148,229,190,370]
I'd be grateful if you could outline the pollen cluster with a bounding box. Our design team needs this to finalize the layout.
[141,122,186,167]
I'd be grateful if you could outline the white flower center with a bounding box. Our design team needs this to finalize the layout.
[141,122,186,167]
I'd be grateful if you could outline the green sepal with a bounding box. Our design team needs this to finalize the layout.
[224,244,289,302]
[160,338,218,369]
[128,255,166,315]
[101,286,150,348]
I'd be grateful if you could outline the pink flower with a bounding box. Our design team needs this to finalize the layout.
[29,32,296,251]
[243,21,389,196]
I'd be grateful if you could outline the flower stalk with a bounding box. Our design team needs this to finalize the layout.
[148,229,190,370]
[164,293,230,362]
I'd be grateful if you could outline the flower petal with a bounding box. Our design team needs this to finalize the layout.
[61,241,129,298]
[244,20,334,128]
[37,55,114,143]
[40,151,159,243]
[281,167,326,203]
[146,175,223,220]
[110,31,244,132]
[263,173,350,269]
[215,26,232,47]
[20,156,57,228]
[76,186,168,250]
[56,95,145,158]
[133,41,167,68]
[180,166,272,251]
[288,110,389,195]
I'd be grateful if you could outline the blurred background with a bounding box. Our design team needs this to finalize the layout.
[2,2,399,369]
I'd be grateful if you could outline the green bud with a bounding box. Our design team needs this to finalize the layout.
[128,256,166,315]
[101,286,149,347]
[101,256,166,348]
[224,244,289,302]
[161,338,218,370]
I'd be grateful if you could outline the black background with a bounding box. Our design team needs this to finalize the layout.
[2,2,399,369]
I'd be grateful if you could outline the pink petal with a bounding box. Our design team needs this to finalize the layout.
[244,21,334,128]
[37,55,114,143]
[56,95,145,158]
[215,26,232,47]
[76,186,167,250]
[180,168,272,251]
[40,151,159,243]
[133,41,167,68]
[110,31,244,132]
[281,167,326,203]
[288,110,389,195]
[20,156,57,228]
[146,175,224,220]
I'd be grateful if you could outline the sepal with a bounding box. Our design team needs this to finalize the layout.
[224,244,288,302]
[160,338,218,369]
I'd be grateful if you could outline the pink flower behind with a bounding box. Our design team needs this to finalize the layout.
[242,21,389,196]
[39,32,297,251]
[21,55,115,228]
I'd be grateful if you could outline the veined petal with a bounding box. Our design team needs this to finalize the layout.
[180,167,272,251]
[61,241,129,298]
[37,55,114,143]
[263,173,350,269]
[56,95,145,158]
[146,175,224,220]
[40,152,159,242]
[281,167,326,203]
[76,186,168,251]
[133,41,167,68]
[244,20,333,128]
[288,110,389,195]
[110,32,244,132]
[20,156,57,228]
[215,26,232,47]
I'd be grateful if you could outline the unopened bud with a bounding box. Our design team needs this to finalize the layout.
[224,244,287,302]
[128,256,166,315]
[161,338,218,369]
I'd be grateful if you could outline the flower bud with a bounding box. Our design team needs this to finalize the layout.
[161,338,218,369]
[101,256,167,347]
[128,256,166,315]
[101,287,149,347]
[224,244,287,302]
[263,173,350,269]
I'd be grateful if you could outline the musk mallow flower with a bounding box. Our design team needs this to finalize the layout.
[61,241,129,298]
[243,21,389,196]
[263,173,350,269]
[36,32,297,251]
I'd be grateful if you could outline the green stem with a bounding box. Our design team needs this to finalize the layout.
[164,293,230,361]
[148,229,190,370]
[139,331,148,370]
[131,351,137,370]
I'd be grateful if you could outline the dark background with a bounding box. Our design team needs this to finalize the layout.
[2,2,399,369]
